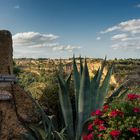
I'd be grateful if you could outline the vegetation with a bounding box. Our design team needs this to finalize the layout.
[12,58,140,139]
[83,93,140,140]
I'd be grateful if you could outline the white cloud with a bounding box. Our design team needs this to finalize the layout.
[111,33,128,41]
[13,32,81,57]
[13,32,59,47]
[96,37,101,40]
[52,45,81,52]
[14,5,20,9]
[136,4,140,8]
[100,26,120,34]
[111,41,140,50]
[101,19,140,34]
[100,19,140,51]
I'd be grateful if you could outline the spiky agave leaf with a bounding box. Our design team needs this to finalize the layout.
[73,57,80,114]
[90,68,101,112]
[97,64,113,109]
[76,59,90,140]
[57,75,74,140]
[107,80,128,103]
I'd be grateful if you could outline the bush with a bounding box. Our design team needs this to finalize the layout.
[83,93,140,140]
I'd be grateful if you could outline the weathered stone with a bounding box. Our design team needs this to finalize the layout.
[0,30,13,74]
[0,30,39,140]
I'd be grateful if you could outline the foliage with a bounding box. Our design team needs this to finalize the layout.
[23,94,66,140]
[57,57,123,140]
[83,93,140,140]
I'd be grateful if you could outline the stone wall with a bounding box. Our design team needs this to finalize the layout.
[0,30,39,140]
[0,30,13,74]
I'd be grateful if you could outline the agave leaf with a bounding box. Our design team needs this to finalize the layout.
[97,64,113,109]
[96,57,106,83]
[73,57,80,114]
[65,72,72,90]
[28,125,45,140]
[117,88,129,99]
[57,75,74,139]
[76,59,90,140]
[25,93,51,134]
[23,133,37,140]
[79,56,83,76]
[53,131,66,140]
[90,68,101,112]
[107,81,128,103]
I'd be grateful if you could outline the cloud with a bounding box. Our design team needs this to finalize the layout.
[101,19,140,34]
[111,33,128,41]
[14,5,20,9]
[100,26,120,34]
[52,45,81,52]
[100,19,140,51]
[13,32,81,57]
[96,37,101,40]
[13,32,59,47]
[111,41,140,50]
[136,4,140,8]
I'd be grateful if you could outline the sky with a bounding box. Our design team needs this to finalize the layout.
[0,0,140,59]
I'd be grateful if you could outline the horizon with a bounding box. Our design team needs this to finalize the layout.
[0,0,140,59]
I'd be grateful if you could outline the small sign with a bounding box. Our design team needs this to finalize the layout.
[0,75,17,83]
[0,90,12,101]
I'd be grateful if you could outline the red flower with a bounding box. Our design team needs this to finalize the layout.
[98,134,103,137]
[94,118,104,126]
[88,124,93,131]
[103,105,109,111]
[130,128,139,135]
[91,109,103,116]
[95,109,103,116]
[110,109,124,117]
[83,133,93,140]
[98,125,106,131]
[91,111,95,116]
[127,93,139,100]
[133,107,140,113]
[110,130,121,138]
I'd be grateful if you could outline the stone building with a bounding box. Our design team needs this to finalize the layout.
[0,30,38,140]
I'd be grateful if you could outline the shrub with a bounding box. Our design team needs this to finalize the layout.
[83,93,140,140]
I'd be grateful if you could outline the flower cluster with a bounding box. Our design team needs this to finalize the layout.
[82,93,140,140]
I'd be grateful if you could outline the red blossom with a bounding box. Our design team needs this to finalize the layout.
[110,109,124,117]
[133,107,140,113]
[91,109,103,116]
[127,93,139,100]
[95,109,103,116]
[88,124,93,131]
[103,105,109,111]
[94,118,104,126]
[98,133,103,137]
[110,130,121,138]
[91,111,95,116]
[83,133,93,140]
[98,125,106,131]
[130,128,139,135]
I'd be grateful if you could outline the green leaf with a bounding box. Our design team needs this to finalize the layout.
[107,81,128,103]
[57,75,74,139]
[73,57,80,115]
[76,59,90,140]
[97,64,113,109]
[90,68,101,112]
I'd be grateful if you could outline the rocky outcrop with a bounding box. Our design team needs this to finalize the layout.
[0,30,13,74]
[0,30,38,140]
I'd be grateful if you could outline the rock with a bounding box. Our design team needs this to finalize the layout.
[0,30,39,140]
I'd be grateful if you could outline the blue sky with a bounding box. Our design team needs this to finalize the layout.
[0,0,140,59]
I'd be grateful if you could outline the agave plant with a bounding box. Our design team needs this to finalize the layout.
[22,93,66,140]
[57,57,125,140]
